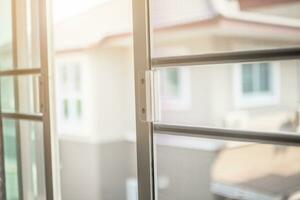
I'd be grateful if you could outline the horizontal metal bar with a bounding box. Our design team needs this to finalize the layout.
[152,47,300,68]
[0,68,41,76]
[1,112,43,121]
[154,123,300,146]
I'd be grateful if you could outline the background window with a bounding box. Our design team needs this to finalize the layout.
[160,68,191,111]
[162,68,180,98]
[242,63,271,94]
[234,62,280,108]
[63,99,69,119]
[56,62,83,134]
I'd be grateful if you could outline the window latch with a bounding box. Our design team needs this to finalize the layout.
[38,76,44,113]
[137,70,159,123]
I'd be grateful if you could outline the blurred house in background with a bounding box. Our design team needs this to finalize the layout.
[52,0,300,199]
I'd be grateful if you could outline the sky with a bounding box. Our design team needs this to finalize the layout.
[0,0,108,45]
[0,0,11,45]
[52,0,109,22]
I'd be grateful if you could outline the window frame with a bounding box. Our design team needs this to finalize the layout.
[132,1,300,200]
[0,0,55,199]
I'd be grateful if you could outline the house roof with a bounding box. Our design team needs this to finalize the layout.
[212,143,300,198]
[212,144,300,187]
[54,0,300,52]
[54,0,218,51]
[239,0,300,10]
[212,173,300,200]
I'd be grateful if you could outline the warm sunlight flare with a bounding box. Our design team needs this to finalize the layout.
[1,0,300,199]
[52,0,108,22]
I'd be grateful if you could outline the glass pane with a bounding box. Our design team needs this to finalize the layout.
[16,0,41,69]
[0,0,13,70]
[154,134,300,200]
[26,0,42,69]
[52,0,138,199]
[3,119,46,200]
[0,75,41,114]
[0,0,42,70]
[156,59,300,134]
[3,120,20,200]
[150,0,300,57]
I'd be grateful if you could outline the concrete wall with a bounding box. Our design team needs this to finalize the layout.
[59,139,221,200]
[156,144,219,200]
[99,142,137,200]
[59,140,139,200]
[59,140,102,200]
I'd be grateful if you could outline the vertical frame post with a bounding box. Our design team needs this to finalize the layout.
[39,0,54,199]
[11,0,24,198]
[132,0,155,200]
[0,94,5,200]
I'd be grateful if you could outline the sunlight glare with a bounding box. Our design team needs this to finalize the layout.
[53,0,108,22]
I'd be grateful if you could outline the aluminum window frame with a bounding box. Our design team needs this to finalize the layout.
[0,0,54,199]
[132,0,300,200]
[132,0,155,200]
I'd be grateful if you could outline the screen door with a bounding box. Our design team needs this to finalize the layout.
[0,0,53,199]
[132,0,300,200]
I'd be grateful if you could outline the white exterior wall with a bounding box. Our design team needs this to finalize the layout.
[53,1,300,199]
[55,32,300,135]
[159,35,300,131]
[87,45,136,142]
[55,44,135,143]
